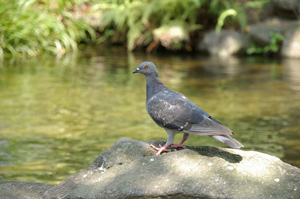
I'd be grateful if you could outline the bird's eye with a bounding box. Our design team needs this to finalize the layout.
[143,65,148,70]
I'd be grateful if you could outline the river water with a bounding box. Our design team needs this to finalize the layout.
[0,46,299,184]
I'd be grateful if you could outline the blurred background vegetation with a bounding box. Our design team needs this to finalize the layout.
[0,0,270,60]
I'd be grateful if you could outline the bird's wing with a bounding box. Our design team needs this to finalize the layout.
[185,116,233,135]
[146,90,232,135]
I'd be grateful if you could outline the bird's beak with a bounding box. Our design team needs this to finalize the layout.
[132,67,140,74]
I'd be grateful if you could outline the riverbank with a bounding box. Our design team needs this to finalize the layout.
[1,0,300,60]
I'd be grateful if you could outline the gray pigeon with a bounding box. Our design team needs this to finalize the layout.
[133,61,243,155]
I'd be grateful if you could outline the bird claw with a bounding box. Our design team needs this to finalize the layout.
[150,144,171,155]
[170,143,185,148]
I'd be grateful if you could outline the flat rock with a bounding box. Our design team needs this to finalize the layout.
[0,181,54,199]
[44,138,300,199]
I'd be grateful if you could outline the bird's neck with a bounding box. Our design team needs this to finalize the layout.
[146,75,167,101]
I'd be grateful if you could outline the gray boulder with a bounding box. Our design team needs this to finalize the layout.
[199,30,250,56]
[281,23,300,58]
[43,138,300,199]
[248,18,293,45]
[0,181,54,199]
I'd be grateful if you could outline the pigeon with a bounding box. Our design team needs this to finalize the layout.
[133,61,243,155]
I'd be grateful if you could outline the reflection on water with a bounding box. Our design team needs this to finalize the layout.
[0,47,300,184]
[204,56,242,76]
[283,58,300,91]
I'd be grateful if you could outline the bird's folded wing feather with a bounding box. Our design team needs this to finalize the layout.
[146,91,232,135]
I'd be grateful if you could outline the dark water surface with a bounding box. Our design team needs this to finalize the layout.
[0,47,300,184]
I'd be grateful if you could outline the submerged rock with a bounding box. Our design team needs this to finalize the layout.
[43,138,300,199]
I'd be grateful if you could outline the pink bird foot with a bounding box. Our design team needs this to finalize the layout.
[170,143,185,148]
[150,144,171,155]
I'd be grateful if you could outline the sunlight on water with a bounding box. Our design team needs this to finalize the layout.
[0,47,299,184]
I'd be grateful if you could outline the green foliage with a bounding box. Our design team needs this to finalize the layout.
[211,0,269,31]
[0,0,270,59]
[0,0,95,59]
[215,9,237,33]
[96,0,269,51]
[247,32,285,55]
[209,0,246,31]
[97,0,203,51]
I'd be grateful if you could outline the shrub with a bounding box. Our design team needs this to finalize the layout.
[0,0,95,59]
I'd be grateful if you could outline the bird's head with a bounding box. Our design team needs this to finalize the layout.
[132,61,159,77]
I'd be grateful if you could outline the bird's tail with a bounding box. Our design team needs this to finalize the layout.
[211,135,244,148]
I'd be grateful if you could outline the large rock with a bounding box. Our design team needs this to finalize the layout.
[281,23,300,58]
[248,18,293,45]
[43,138,300,199]
[199,30,250,56]
[0,181,54,199]
[248,19,300,58]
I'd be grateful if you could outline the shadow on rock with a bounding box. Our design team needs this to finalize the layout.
[148,140,243,163]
